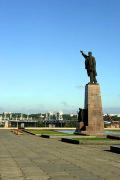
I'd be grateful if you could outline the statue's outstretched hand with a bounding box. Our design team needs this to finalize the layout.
[80,50,83,53]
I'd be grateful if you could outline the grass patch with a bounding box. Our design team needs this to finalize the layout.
[105,130,120,132]
[26,129,75,136]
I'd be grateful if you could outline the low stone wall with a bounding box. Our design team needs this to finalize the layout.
[41,134,50,138]
[61,138,79,144]
[110,146,120,154]
[107,135,120,140]
[22,129,35,135]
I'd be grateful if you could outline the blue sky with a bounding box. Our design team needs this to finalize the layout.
[0,0,120,113]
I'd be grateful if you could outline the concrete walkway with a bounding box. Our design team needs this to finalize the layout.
[0,130,120,180]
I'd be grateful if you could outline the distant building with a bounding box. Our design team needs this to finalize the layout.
[109,114,117,116]
[47,112,54,120]
[56,112,63,121]
[70,113,74,117]
[0,115,2,120]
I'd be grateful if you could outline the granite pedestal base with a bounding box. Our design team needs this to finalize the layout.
[81,84,104,135]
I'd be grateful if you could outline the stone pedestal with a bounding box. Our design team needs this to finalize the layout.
[83,84,104,135]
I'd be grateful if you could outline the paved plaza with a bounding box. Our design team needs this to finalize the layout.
[0,130,120,180]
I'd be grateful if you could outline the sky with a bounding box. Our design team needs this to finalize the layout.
[0,0,120,114]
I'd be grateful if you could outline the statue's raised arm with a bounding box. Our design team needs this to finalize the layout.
[80,50,88,59]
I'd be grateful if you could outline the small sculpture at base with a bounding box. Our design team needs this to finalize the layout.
[78,108,83,122]
[74,108,87,134]
[80,50,97,84]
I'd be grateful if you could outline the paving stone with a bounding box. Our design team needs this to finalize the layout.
[0,130,120,180]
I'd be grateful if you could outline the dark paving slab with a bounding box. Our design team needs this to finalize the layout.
[110,145,120,154]
[0,130,120,180]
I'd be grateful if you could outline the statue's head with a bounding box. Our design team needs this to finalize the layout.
[88,51,92,56]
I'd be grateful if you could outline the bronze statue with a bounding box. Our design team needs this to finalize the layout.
[78,108,83,122]
[80,50,97,84]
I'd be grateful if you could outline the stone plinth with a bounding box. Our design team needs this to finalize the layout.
[83,84,104,135]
